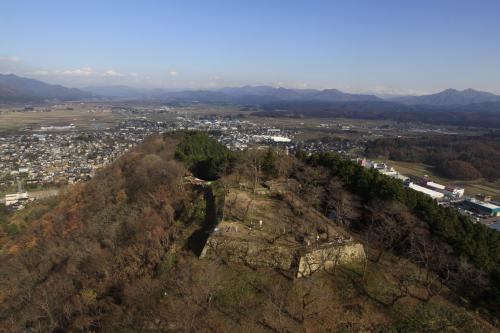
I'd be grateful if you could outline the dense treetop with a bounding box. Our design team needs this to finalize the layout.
[174,131,234,180]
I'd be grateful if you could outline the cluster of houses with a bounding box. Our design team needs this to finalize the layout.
[298,137,363,156]
[0,119,176,208]
[0,133,131,189]
[0,114,294,209]
[180,117,369,155]
[173,115,296,151]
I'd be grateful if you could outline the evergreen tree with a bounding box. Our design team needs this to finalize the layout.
[261,148,278,178]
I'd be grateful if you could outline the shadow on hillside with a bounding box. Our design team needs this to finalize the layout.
[186,186,218,256]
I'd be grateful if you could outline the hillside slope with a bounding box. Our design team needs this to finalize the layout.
[0,133,497,332]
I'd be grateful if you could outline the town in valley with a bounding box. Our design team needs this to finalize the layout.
[1,102,499,230]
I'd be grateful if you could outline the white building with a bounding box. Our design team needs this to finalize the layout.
[5,192,28,206]
[444,186,465,198]
[380,169,398,177]
[388,173,409,182]
[426,181,445,191]
[407,182,444,200]
[271,136,291,143]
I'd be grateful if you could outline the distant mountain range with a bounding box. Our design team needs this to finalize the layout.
[82,85,383,104]
[2,74,500,109]
[391,88,500,106]
[84,84,500,107]
[80,85,166,99]
[0,74,92,102]
[198,86,383,103]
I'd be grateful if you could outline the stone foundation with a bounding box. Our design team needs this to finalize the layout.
[200,235,365,277]
[200,237,297,270]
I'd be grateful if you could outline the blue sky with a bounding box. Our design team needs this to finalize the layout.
[1,0,500,94]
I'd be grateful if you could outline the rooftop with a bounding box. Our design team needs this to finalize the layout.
[466,198,500,211]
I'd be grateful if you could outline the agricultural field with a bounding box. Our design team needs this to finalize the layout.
[0,106,124,132]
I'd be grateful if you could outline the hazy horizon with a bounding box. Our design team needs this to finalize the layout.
[2,0,500,95]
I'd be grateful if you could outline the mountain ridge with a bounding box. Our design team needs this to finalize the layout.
[2,74,500,108]
[158,85,383,103]
[81,84,500,106]
[0,74,93,102]
[391,88,500,106]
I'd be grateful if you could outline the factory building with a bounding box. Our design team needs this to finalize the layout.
[462,198,500,217]
[422,179,465,199]
[426,181,445,191]
[405,181,445,200]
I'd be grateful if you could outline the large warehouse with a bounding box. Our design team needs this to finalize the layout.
[407,182,444,200]
[463,198,500,217]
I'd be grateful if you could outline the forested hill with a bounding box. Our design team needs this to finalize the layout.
[297,151,500,316]
[365,134,500,180]
[0,132,499,332]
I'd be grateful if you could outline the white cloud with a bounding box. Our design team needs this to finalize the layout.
[0,56,22,63]
[32,70,50,76]
[59,67,93,76]
[104,69,122,77]
[169,70,179,77]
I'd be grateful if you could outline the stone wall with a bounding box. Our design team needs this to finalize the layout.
[297,243,365,278]
[200,236,296,270]
[200,235,366,277]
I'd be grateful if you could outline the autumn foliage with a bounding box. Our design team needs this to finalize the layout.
[0,135,189,331]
